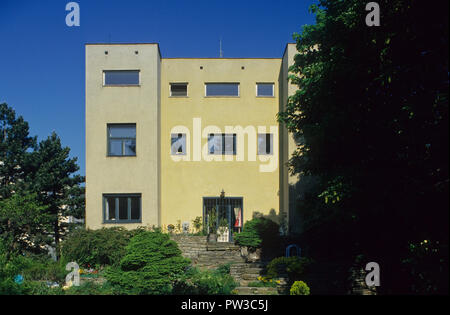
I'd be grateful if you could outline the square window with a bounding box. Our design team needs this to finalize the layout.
[170,83,188,97]
[107,124,136,156]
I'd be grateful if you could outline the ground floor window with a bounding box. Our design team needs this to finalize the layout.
[103,193,141,223]
[203,197,243,242]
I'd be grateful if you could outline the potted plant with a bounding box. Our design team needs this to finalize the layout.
[207,207,218,242]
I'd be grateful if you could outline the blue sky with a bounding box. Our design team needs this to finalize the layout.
[0,0,317,176]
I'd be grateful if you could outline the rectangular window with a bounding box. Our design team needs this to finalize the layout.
[171,133,186,155]
[170,83,188,97]
[103,194,141,223]
[104,70,140,86]
[256,83,274,97]
[205,83,239,97]
[208,133,236,155]
[107,124,136,156]
[258,133,273,155]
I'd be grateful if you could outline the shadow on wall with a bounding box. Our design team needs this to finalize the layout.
[288,175,320,235]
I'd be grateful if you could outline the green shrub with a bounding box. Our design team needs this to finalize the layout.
[234,217,280,250]
[105,230,190,295]
[290,281,310,295]
[60,227,143,268]
[215,263,232,276]
[65,281,115,295]
[24,281,64,295]
[266,256,313,280]
[21,259,66,283]
[0,247,65,295]
[247,279,277,288]
[172,265,238,295]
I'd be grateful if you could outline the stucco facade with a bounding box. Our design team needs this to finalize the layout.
[85,43,299,235]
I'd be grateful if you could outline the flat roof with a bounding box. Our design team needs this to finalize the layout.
[85,42,292,59]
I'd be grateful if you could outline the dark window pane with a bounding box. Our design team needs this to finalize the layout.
[206,83,239,96]
[118,197,128,220]
[104,70,139,85]
[130,197,140,220]
[208,135,215,154]
[109,125,136,138]
[124,139,136,155]
[109,139,123,155]
[106,197,116,220]
[257,83,274,96]
[171,84,187,96]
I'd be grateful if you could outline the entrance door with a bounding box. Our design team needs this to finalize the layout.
[203,197,243,242]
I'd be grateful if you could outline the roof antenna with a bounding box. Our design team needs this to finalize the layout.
[219,37,223,58]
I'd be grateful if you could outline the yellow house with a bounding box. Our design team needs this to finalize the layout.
[85,43,300,238]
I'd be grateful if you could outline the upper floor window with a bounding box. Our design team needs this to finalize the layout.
[103,194,141,223]
[171,133,186,155]
[107,124,136,156]
[205,83,239,97]
[258,133,273,155]
[170,83,188,97]
[256,83,274,97]
[208,133,236,155]
[104,70,140,86]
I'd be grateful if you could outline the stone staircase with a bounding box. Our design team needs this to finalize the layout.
[171,235,278,295]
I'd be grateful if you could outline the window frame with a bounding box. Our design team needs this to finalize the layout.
[103,70,140,87]
[102,193,142,224]
[256,83,275,97]
[208,133,237,155]
[107,123,137,157]
[205,83,240,97]
[169,83,189,97]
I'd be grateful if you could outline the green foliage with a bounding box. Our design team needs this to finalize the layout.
[215,263,231,276]
[0,240,64,294]
[64,281,115,295]
[0,193,51,257]
[401,240,449,294]
[266,256,312,280]
[61,227,141,268]
[207,207,217,234]
[234,217,280,251]
[0,103,36,199]
[105,230,190,295]
[290,281,310,295]
[248,278,277,288]
[172,265,238,295]
[192,216,203,233]
[28,132,85,246]
[278,0,449,293]
[0,103,84,257]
